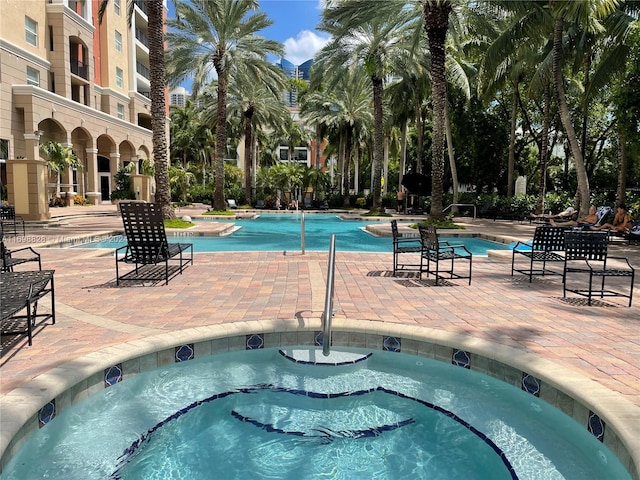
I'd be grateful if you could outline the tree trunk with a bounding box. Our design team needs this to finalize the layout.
[507,85,518,198]
[616,127,627,206]
[399,119,407,189]
[423,2,451,218]
[244,109,254,203]
[444,99,458,213]
[213,68,228,211]
[415,96,424,174]
[536,85,551,214]
[343,127,352,207]
[147,0,173,218]
[371,75,384,211]
[553,17,590,215]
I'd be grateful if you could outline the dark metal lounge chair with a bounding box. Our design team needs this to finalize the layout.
[1,270,55,345]
[511,226,566,282]
[0,205,26,236]
[1,224,41,272]
[563,231,634,306]
[418,225,472,285]
[390,220,422,276]
[115,202,193,286]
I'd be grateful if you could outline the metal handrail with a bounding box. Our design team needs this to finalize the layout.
[322,234,336,356]
[444,203,476,219]
[301,212,305,254]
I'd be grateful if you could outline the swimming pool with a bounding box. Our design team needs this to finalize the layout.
[0,347,629,479]
[76,214,509,254]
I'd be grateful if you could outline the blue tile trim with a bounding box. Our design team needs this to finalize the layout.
[110,385,519,480]
[452,350,471,369]
[521,373,541,397]
[245,333,264,350]
[278,349,372,366]
[38,400,55,428]
[104,364,123,387]
[588,412,605,442]
[175,344,194,362]
[383,336,401,352]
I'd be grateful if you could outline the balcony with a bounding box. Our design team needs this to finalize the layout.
[135,28,148,48]
[136,62,149,80]
[134,0,147,16]
[70,57,88,80]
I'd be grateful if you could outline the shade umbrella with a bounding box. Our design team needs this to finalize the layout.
[401,172,431,196]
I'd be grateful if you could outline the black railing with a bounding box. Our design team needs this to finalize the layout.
[70,58,88,79]
[135,28,148,47]
[134,0,147,15]
[136,62,149,79]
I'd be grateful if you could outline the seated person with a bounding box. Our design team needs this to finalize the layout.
[550,206,597,228]
[288,199,298,210]
[593,204,632,233]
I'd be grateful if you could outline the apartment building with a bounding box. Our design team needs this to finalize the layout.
[0,0,164,220]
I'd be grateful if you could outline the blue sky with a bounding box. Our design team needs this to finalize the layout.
[167,0,331,92]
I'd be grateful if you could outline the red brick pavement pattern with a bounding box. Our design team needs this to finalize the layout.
[2,245,639,409]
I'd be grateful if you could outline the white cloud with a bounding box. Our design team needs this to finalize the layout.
[283,30,330,65]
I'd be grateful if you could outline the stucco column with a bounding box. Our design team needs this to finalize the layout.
[85,147,99,205]
[8,133,50,220]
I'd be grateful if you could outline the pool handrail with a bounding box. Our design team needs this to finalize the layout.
[322,234,336,356]
[444,203,476,219]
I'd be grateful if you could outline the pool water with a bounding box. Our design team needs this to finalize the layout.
[76,214,509,254]
[0,348,629,480]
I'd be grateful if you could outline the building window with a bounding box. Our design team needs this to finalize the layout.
[25,16,38,46]
[116,67,123,88]
[0,139,9,160]
[117,104,125,120]
[115,30,122,52]
[114,0,121,15]
[26,66,40,86]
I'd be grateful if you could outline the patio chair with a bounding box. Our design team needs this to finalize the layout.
[0,205,26,236]
[563,231,634,306]
[1,269,55,345]
[319,200,329,210]
[511,226,566,282]
[227,199,238,209]
[391,220,422,276]
[418,225,472,285]
[115,202,193,286]
[1,235,42,272]
[303,197,312,210]
[255,199,265,209]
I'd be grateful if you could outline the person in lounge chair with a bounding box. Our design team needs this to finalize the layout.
[550,206,598,228]
[593,204,632,233]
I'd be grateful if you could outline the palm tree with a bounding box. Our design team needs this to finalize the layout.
[98,0,173,218]
[166,0,283,211]
[40,141,82,200]
[300,66,373,206]
[318,1,415,212]
[227,63,289,203]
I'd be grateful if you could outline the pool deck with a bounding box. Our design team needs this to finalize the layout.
[2,204,640,474]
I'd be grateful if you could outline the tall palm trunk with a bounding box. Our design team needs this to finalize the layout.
[147,0,173,218]
[244,108,254,202]
[536,85,551,214]
[423,2,451,218]
[214,68,228,210]
[343,127,353,207]
[616,127,627,206]
[414,96,424,174]
[371,75,384,211]
[444,100,458,212]
[553,17,590,215]
[507,85,518,198]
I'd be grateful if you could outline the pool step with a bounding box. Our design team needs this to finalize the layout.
[279,348,372,366]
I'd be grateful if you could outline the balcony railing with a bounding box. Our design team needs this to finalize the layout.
[134,0,147,15]
[135,28,148,48]
[136,62,149,79]
[70,58,88,79]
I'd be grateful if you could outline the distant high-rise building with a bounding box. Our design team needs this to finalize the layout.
[276,58,313,107]
[169,86,189,108]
